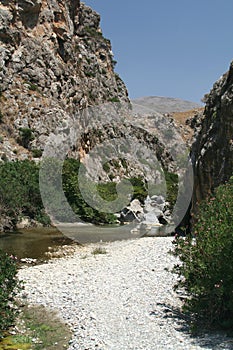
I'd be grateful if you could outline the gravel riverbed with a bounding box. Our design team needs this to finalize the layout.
[18,237,233,350]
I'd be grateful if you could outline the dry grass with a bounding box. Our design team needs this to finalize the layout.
[171,107,204,126]
[165,107,205,143]
[0,304,72,350]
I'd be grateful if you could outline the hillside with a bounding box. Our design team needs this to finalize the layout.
[132,97,204,145]
[132,96,201,114]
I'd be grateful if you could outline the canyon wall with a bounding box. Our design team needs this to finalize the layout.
[0,0,129,159]
[192,61,233,211]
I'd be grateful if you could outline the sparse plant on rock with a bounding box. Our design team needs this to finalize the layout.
[92,247,107,255]
[18,128,35,149]
[108,97,120,103]
[31,148,42,158]
[0,111,3,123]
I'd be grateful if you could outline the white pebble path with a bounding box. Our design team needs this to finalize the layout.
[18,237,233,350]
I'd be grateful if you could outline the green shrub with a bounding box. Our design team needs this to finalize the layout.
[0,158,179,227]
[62,158,117,224]
[31,149,42,158]
[164,170,178,210]
[115,73,121,81]
[130,176,148,203]
[18,128,34,148]
[172,176,233,330]
[102,162,110,173]
[92,247,107,255]
[83,26,103,38]
[98,176,149,205]
[0,250,21,338]
[97,182,118,202]
[0,160,43,221]
[85,70,96,78]
[62,160,153,223]
[0,110,3,123]
[108,97,120,103]
[34,211,51,226]
[28,83,38,91]
[25,82,39,92]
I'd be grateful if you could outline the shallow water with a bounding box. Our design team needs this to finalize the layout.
[0,227,72,259]
[0,223,171,259]
[56,223,140,244]
[0,224,138,259]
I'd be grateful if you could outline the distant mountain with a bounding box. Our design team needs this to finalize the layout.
[132,96,202,114]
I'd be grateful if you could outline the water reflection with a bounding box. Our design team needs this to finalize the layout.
[0,224,136,259]
[0,224,170,259]
[0,227,72,259]
[56,223,138,244]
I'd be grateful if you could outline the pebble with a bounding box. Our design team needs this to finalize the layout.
[18,237,233,350]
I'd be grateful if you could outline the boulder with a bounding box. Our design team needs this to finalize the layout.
[120,209,139,223]
[126,199,144,214]
[16,217,31,229]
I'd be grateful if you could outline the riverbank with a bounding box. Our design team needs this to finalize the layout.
[18,237,233,350]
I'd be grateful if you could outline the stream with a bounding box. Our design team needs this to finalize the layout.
[0,224,137,260]
[0,227,72,259]
[0,223,173,260]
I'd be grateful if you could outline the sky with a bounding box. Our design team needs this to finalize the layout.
[83,1,233,104]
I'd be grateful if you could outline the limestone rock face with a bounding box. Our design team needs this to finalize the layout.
[0,1,194,234]
[192,61,233,210]
[0,0,129,160]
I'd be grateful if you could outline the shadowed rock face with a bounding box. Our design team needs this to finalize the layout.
[192,61,233,211]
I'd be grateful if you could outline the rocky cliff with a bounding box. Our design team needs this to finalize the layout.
[0,0,129,160]
[0,0,207,233]
[192,61,233,211]
[0,0,189,175]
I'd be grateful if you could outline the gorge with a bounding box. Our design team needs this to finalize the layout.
[0,0,232,239]
[0,1,233,349]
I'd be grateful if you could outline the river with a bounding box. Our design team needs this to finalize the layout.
[0,223,172,260]
[0,224,139,259]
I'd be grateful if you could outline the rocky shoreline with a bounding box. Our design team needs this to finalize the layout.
[18,237,233,350]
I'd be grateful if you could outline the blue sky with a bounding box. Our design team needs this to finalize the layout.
[83,1,233,103]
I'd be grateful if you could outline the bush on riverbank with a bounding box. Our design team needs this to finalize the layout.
[0,250,21,337]
[0,159,179,228]
[172,176,233,330]
[0,160,49,227]
[62,158,117,224]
